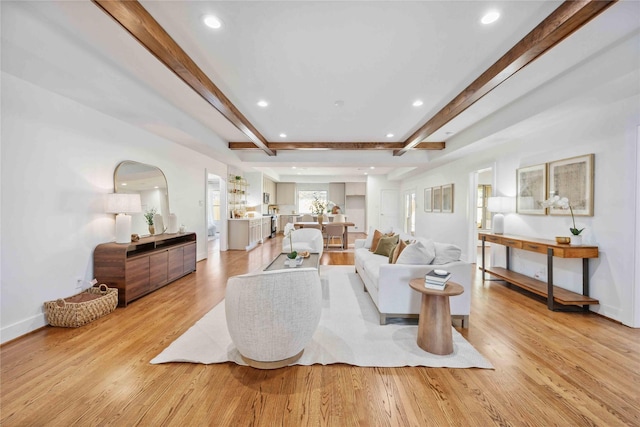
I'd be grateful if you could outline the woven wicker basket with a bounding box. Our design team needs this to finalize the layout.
[44,284,118,328]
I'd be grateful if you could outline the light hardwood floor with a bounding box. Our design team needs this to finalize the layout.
[2,234,639,426]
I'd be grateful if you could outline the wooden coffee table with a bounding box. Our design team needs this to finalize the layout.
[264,253,320,272]
[409,278,464,355]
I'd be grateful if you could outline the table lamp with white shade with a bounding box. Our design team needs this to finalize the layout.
[106,193,142,244]
[487,196,515,235]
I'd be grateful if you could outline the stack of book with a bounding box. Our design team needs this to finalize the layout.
[424,269,451,290]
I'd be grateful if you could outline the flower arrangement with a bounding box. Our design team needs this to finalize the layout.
[283,223,297,259]
[309,193,333,215]
[541,196,584,235]
[144,207,157,226]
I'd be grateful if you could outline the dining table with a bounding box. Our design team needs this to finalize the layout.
[293,221,355,249]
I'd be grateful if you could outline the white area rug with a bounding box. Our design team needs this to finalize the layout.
[151,266,493,369]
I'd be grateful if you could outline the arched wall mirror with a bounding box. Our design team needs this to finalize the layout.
[114,161,169,236]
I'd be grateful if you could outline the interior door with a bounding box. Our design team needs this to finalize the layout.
[379,189,399,231]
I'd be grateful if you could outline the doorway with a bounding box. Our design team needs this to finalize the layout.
[206,172,222,256]
[403,189,416,236]
[379,189,399,231]
[468,166,494,264]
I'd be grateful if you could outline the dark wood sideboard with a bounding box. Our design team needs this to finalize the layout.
[478,232,598,311]
[94,232,196,307]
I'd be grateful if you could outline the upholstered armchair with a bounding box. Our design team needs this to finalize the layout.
[225,268,322,369]
[282,227,324,256]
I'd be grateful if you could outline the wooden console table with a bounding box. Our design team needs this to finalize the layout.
[478,232,598,311]
[94,232,196,307]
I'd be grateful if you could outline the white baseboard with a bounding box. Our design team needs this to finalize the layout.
[1,313,47,344]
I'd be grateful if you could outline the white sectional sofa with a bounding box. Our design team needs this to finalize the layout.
[354,234,471,326]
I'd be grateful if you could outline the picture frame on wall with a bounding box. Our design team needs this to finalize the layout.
[432,186,442,212]
[516,163,547,215]
[424,188,433,212]
[441,184,454,213]
[548,154,594,216]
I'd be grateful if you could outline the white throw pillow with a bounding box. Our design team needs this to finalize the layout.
[432,242,462,265]
[364,226,375,249]
[395,240,436,265]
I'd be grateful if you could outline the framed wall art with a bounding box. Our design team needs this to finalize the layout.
[548,154,594,216]
[424,188,433,212]
[516,163,547,215]
[432,186,442,213]
[441,184,454,213]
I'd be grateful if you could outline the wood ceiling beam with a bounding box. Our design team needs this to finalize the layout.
[395,0,617,156]
[229,142,445,151]
[92,0,275,156]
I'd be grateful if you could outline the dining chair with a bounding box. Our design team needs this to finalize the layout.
[324,224,345,249]
[333,213,346,223]
[301,214,313,222]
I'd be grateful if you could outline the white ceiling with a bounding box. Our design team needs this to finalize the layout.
[2,1,639,182]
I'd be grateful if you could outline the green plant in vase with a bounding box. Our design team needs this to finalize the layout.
[542,196,583,234]
[144,207,157,234]
[284,223,297,260]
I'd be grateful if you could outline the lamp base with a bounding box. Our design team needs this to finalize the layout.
[492,213,505,235]
[115,213,132,244]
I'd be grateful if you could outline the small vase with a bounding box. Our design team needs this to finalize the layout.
[149,225,155,235]
[317,215,324,225]
[570,234,582,245]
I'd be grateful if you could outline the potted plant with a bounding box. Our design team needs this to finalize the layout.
[283,223,298,264]
[542,196,584,245]
[144,207,157,235]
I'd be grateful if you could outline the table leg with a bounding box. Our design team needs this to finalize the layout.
[416,294,454,355]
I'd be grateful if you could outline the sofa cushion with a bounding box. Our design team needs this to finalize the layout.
[396,240,436,265]
[390,239,409,264]
[432,242,462,264]
[369,229,384,252]
[374,235,399,257]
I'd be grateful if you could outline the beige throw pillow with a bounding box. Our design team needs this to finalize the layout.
[369,229,384,252]
[373,235,399,257]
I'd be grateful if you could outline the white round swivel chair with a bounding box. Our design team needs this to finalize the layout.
[225,268,322,369]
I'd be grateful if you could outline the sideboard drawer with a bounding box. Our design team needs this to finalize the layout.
[502,239,523,249]
[484,235,502,244]
[523,242,547,254]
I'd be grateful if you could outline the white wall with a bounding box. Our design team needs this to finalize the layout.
[1,74,228,342]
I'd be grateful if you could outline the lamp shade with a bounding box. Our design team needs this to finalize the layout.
[105,193,141,214]
[487,196,515,213]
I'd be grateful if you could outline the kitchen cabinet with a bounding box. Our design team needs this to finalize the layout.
[262,216,271,240]
[345,182,366,196]
[276,182,296,205]
[228,218,262,250]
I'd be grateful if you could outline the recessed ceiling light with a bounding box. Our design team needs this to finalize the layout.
[257,100,269,107]
[203,15,222,29]
[364,172,368,176]
[121,183,127,186]
[481,10,500,25]
[292,166,297,169]
[386,133,394,138]
[279,133,287,138]
[412,100,423,107]
[370,166,375,169]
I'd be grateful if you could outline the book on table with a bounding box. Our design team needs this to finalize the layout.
[425,269,451,283]
[424,281,447,290]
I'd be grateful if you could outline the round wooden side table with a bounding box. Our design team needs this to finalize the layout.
[409,278,464,355]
